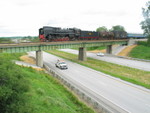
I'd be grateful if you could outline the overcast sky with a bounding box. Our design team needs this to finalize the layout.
[0,0,148,36]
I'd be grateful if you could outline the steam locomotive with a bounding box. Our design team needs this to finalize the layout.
[39,26,127,42]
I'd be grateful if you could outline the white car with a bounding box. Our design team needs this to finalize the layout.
[55,60,68,69]
[96,52,104,56]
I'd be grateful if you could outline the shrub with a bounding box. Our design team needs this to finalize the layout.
[137,41,148,46]
[0,55,30,113]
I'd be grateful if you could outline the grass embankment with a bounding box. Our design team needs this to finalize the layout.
[47,50,150,89]
[0,53,95,113]
[129,41,150,60]
[0,53,30,113]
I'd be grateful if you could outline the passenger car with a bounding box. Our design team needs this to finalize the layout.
[96,52,104,56]
[55,60,68,69]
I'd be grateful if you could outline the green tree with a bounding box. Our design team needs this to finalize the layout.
[140,1,150,46]
[96,26,108,32]
[110,25,126,32]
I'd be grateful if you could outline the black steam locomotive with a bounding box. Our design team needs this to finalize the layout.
[39,26,127,42]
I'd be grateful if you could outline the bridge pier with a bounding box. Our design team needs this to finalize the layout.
[78,47,87,61]
[36,50,43,67]
[106,45,112,54]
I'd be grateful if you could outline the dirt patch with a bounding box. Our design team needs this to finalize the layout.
[117,45,137,56]
[19,55,44,71]
[20,55,36,64]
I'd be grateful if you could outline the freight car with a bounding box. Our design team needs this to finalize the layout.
[39,26,127,42]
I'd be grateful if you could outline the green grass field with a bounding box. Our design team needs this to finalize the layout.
[47,50,150,89]
[0,53,95,113]
[22,68,95,113]
[129,41,150,60]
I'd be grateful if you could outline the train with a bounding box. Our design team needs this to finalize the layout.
[39,26,127,42]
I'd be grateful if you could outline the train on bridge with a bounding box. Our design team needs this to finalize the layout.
[39,26,127,42]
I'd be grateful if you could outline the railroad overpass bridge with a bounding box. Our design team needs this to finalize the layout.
[0,40,128,67]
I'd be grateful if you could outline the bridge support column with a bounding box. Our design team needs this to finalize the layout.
[36,50,43,67]
[78,47,87,61]
[106,45,112,54]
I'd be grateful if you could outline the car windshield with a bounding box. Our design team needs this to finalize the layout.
[59,62,66,64]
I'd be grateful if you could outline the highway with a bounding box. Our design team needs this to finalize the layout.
[59,49,150,72]
[29,51,150,113]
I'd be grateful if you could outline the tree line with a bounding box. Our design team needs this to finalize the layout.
[96,25,126,32]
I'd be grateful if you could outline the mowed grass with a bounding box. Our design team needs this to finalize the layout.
[129,41,150,60]
[47,50,150,89]
[22,68,95,113]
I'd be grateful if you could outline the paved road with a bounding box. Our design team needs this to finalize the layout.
[59,49,150,71]
[29,51,150,113]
